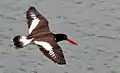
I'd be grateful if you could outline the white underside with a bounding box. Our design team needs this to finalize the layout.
[28,12,40,34]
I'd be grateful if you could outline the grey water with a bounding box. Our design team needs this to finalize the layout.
[0,0,120,73]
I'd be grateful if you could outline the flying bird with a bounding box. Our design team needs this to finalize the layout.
[13,7,78,65]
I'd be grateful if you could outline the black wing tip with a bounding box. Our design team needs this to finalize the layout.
[54,57,66,65]
[26,6,41,17]
[57,61,66,65]
[27,6,36,14]
[29,6,36,10]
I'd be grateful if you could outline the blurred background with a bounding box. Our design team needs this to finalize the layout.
[0,0,120,73]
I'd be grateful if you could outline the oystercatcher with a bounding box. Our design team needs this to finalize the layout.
[13,7,78,65]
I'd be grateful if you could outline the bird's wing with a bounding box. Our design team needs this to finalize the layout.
[26,6,50,35]
[34,36,66,65]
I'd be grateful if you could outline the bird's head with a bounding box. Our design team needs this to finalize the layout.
[54,34,78,46]
[59,34,67,40]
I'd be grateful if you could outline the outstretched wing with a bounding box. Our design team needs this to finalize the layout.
[26,7,66,65]
[26,6,50,35]
[34,35,66,65]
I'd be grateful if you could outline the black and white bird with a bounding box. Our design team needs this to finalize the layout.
[13,7,78,65]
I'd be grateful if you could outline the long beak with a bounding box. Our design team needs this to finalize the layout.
[66,38,78,46]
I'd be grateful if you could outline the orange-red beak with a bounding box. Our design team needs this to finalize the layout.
[66,38,78,46]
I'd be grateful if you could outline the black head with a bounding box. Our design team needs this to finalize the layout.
[54,33,78,46]
[53,34,67,42]
[13,35,23,48]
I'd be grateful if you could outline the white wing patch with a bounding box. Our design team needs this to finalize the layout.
[49,51,56,58]
[34,41,53,51]
[34,41,56,58]
[29,12,40,34]
[19,36,34,46]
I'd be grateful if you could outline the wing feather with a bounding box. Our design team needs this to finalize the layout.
[26,7,66,65]
[34,38,66,65]
[26,7,49,35]
[39,43,66,65]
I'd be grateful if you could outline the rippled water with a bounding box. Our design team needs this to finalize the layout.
[0,0,120,73]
